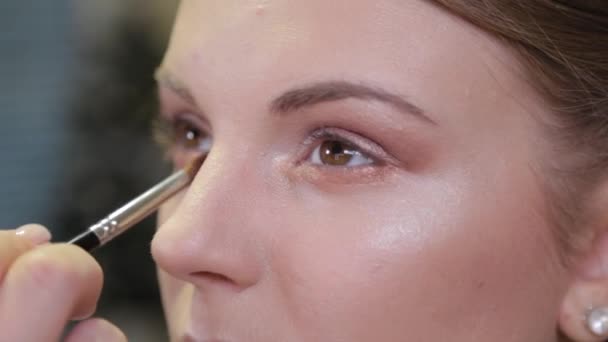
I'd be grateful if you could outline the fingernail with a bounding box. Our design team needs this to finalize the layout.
[15,224,52,245]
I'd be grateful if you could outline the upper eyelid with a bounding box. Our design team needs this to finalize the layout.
[159,110,213,136]
[157,85,212,127]
[297,129,399,171]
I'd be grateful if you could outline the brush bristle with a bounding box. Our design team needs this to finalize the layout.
[184,154,206,179]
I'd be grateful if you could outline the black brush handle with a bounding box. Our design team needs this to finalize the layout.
[68,230,101,252]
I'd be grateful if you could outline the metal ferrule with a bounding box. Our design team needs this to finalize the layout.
[88,169,190,246]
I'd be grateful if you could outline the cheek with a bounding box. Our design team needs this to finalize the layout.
[269,170,564,340]
[269,180,447,339]
[156,193,190,332]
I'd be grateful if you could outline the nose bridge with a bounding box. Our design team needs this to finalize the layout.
[152,149,265,288]
[184,150,255,221]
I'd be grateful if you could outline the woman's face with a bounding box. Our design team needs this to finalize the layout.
[152,0,571,341]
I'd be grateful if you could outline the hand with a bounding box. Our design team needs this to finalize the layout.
[0,224,127,342]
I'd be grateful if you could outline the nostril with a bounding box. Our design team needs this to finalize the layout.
[190,271,233,284]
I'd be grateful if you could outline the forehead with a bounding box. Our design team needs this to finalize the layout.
[164,0,540,131]
[168,0,465,70]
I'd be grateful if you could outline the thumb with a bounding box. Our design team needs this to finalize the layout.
[64,318,127,342]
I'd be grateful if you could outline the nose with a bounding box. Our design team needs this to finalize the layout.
[151,150,265,291]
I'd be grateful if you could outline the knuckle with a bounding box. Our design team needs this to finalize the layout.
[19,250,75,287]
[15,245,102,289]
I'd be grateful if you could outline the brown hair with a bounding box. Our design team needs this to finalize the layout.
[430,0,608,258]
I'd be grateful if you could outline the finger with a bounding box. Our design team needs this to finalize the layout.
[65,318,127,342]
[15,224,52,245]
[0,244,103,342]
[0,225,51,282]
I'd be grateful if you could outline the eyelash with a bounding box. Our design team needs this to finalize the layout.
[152,114,387,170]
[302,128,383,168]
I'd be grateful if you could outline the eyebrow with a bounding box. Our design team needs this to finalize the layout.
[270,81,435,124]
[155,68,197,105]
[155,68,436,125]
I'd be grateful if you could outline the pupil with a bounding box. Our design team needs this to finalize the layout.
[330,142,344,155]
[320,140,353,166]
[186,130,197,141]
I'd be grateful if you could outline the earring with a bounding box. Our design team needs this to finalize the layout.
[587,307,608,337]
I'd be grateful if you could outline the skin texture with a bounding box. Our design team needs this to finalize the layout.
[151,0,575,341]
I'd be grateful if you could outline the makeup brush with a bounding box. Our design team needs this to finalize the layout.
[67,154,206,252]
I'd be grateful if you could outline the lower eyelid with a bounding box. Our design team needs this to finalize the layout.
[170,149,204,169]
[293,162,397,186]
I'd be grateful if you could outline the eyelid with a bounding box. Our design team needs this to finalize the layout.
[158,87,212,130]
[302,127,397,167]
[162,110,211,133]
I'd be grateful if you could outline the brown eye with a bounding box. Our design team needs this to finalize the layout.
[307,129,377,168]
[173,119,211,151]
[319,140,354,166]
[318,140,357,166]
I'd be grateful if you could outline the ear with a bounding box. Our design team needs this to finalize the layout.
[559,186,608,341]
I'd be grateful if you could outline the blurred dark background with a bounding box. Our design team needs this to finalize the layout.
[0,1,179,340]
